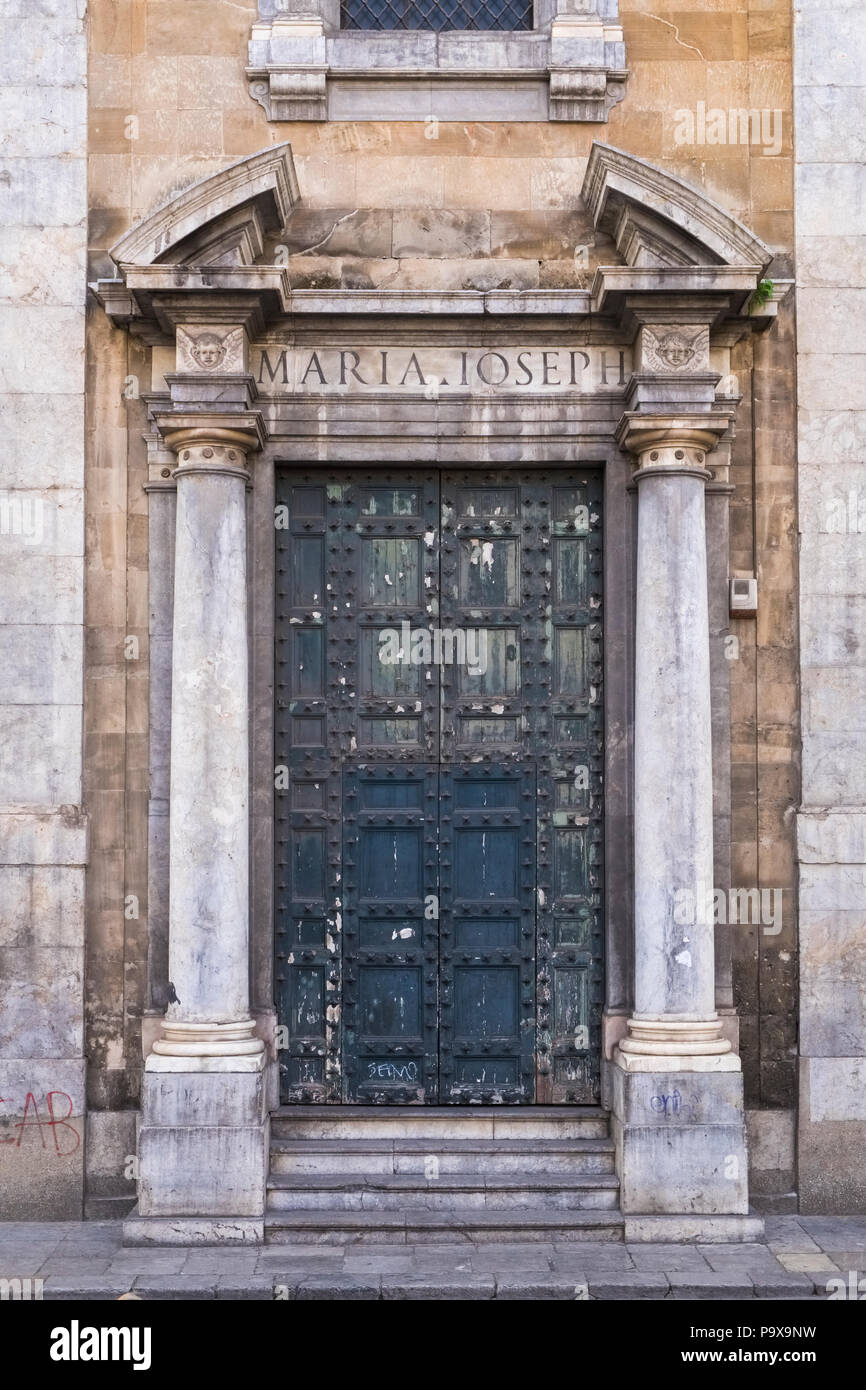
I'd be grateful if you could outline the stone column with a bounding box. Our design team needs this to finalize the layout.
[142,430,177,1055]
[155,428,261,1061]
[624,429,727,1059]
[611,412,758,1241]
[127,369,270,1242]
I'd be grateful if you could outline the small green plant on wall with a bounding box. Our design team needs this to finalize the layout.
[749,279,775,313]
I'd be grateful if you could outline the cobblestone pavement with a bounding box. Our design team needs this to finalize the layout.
[0,1216,864,1300]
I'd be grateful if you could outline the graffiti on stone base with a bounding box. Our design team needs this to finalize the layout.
[0,1091,80,1154]
[648,1089,700,1120]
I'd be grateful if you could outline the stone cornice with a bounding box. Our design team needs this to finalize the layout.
[590,266,763,320]
[92,268,292,337]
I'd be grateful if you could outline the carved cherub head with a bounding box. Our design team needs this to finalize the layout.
[657,332,696,369]
[188,331,228,370]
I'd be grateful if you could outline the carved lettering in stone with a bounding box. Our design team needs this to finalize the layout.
[177,326,245,374]
[251,344,632,394]
[641,325,709,374]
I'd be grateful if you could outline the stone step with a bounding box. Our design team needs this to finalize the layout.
[267,1171,620,1211]
[269,1136,616,1176]
[270,1105,610,1142]
[84,1194,138,1221]
[264,1207,625,1244]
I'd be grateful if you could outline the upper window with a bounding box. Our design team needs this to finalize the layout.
[341,0,532,30]
[248,2,627,124]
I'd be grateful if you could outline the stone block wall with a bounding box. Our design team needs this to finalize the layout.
[795,0,866,1211]
[0,0,88,1217]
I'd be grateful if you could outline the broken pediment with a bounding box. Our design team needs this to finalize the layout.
[109,144,299,272]
[92,140,785,341]
[582,143,773,273]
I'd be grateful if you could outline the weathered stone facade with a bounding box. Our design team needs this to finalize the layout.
[794,0,866,1213]
[0,0,860,1232]
[0,0,88,1218]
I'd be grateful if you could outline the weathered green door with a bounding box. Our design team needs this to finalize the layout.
[275,469,603,1103]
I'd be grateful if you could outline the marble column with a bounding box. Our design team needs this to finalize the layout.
[622,432,729,1060]
[153,430,262,1061]
[142,472,175,1047]
[128,416,269,1242]
[610,417,757,1239]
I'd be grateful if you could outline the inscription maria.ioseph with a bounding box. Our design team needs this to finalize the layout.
[251,344,632,393]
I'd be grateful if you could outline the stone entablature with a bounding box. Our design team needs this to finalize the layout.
[246,9,627,123]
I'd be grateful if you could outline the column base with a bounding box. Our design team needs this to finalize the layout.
[136,1051,268,1228]
[609,1052,750,1219]
[619,1015,732,1056]
[615,1048,742,1074]
[152,1018,265,1058]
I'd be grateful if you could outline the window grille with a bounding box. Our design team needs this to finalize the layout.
[341,0,532,32]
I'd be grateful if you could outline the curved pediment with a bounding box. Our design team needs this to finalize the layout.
[582,143,772,273]
[109,143,299,271]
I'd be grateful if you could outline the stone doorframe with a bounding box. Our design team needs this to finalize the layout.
[93,141,788,1243]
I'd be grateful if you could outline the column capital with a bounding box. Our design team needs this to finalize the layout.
[616,410,733,475]
[158,424,264,484]
[153,400,267,475]
[152,420,265,485]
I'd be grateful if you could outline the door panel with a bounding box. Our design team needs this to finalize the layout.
[342,764,438,1103]
[274,477,341,1101]
[536,475,604,1102]
[275,467,603,1104]
[338,471,440,763]
[439,764,536,1103]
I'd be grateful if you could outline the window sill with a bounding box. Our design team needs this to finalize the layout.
[247,17,627,122]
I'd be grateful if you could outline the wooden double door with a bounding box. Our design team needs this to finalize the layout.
[275,468,603,1104]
